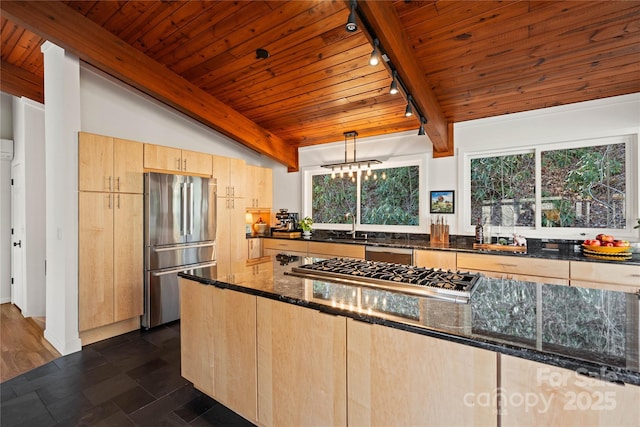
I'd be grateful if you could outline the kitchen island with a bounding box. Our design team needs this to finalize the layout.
[179,255,640,427]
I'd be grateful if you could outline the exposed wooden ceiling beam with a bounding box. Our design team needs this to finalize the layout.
[356,0,451,156]
[0,1,299,170]
[0,59,44,104]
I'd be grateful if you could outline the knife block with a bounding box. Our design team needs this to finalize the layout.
[430,223,449,244]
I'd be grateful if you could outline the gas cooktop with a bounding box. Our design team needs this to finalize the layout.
[286,258,481,303]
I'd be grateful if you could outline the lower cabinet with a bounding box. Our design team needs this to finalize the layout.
[500,355,640,426]
[257,298,347,427]
[78,192,143,336]
[181,280,637,427]
[180,278,258,423]
[307,241,365,259]
[570,261,640,293]
[456,252,570,286]
[414,249,457,270]
[347,318,497,426]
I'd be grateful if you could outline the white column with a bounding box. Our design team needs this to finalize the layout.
[41,42,82,355]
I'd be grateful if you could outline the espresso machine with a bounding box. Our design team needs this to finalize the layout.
[275,209,299,231]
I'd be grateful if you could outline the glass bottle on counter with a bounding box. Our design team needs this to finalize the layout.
[475,218,484,244]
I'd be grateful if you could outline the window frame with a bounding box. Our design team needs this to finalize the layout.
[302,154,429,233]
[461,134,638,240]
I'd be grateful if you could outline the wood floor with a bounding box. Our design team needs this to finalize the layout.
[0,303,60,382]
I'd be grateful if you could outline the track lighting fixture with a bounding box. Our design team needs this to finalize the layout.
[369,39,381,66]
[405,95,413,117]
[389,70,399,95]
[346,0,358,33]
[418,116,427,135]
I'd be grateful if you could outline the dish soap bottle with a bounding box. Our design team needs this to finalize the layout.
[475,218,484,244]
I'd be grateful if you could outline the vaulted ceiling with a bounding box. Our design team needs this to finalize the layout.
[2,1,639,171]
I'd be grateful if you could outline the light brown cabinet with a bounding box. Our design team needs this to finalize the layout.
[257,298,347,427]
[212,155,246,198]
[263,238,308,256]
[501,355,640,426]
[78,192,143,332]
[79,132,143,193]
[247,238,262,260]
[307,241,365,259]
[414,249,457,270]
[347,318,497,426]
[180,278,258,422]
[144,144,212,176]
[457,252,570,285]
[570,261,640,292]
[246,165,272,208]
[217,196,248,281]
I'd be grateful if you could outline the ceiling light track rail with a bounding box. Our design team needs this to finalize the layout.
[348,0,428,136]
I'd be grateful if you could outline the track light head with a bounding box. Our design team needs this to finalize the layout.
[418,116,426,135]
[389,70,399,95]
[369,39,381,66]
[405,95,413,117]
[346,0,358,32]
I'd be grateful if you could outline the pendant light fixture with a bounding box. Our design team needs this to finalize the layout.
[346,0,358,32]
[321,131,382,178]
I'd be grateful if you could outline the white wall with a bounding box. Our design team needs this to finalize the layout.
[80,65,279,168]
[0,93,13,303]
[290,93,640,239]
[0,139,12,303]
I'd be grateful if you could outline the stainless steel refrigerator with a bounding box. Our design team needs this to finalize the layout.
[142,172,217,328]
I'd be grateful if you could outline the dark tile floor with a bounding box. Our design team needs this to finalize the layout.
[1,322,257,427]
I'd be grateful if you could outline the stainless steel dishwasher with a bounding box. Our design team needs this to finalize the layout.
[365,246,413,265]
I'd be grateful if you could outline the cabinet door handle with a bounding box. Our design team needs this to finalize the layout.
[108,176,112,191]
[183,158,187,171]
[117,194,120,209]
[176,157,181,170]
[108,194,112,209]
[116,177,120,191]
[500,263,518,267]
[231,186,235,197]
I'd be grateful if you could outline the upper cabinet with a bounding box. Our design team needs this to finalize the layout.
[212,155,246,198]
[246,165,272,209]
[144,144,212,176]
[79,132,143,193]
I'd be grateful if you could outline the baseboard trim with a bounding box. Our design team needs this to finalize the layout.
[80,317,140,346]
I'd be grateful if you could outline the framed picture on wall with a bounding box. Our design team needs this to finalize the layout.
[430,190,455,214]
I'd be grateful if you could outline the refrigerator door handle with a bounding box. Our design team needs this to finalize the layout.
[189,182,194,235]
[151,261,217,277]
[152,241,216,252]
[181,182,188,236]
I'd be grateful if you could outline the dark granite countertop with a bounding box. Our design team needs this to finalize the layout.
[179,255,640,386]
[254,231,640,265]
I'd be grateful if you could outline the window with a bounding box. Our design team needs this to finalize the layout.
[465,135,635,237]
[305,157,425,231]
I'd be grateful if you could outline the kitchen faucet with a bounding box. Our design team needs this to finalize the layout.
[345,212,356,237]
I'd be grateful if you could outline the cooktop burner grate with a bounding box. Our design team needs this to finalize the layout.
[287,258,481,303]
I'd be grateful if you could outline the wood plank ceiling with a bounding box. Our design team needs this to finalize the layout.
[2,1,639,171]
